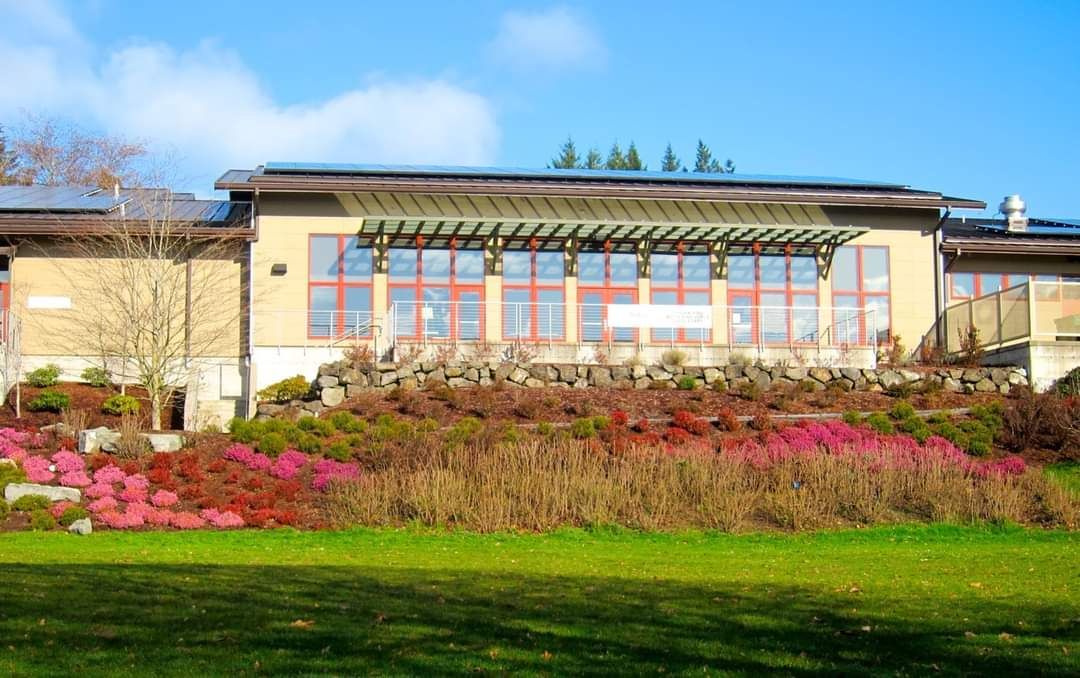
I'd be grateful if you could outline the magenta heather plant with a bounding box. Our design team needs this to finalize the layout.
[123,474,150,491]
[59,471,92,488]
[88,496,118,513]
[94,465,127,485]
[222,443,273,472]
[85,482,116,499]
[270,450,307,480]
[200,508,245,528]
[312,458,360,492]
[118,487,148,504]
[150,489,179,507]
[22,456,54,483]
[169,512,207,529]
[146,508,175,527]
[51,450,85,474]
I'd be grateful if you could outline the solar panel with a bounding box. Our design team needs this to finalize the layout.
[975,221,1080,237]
[0,185,123,212]
[261,162,905,189]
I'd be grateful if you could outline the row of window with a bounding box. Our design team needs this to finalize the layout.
[949,272,1080,300]
[307,235,892,344]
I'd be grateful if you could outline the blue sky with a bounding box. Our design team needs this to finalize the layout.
[1,1,1078,216]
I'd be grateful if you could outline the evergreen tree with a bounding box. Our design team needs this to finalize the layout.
[583,148,603,169]
[0,125,18,185]
[624,141,645,170]
[694,139,714,173]
[723,158,736,174]
[549,136,581,169]
[605,141,626,170]
[660,143,680,172]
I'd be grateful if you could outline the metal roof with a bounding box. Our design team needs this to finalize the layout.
[940,217,1080,256]
[262,162,906,189]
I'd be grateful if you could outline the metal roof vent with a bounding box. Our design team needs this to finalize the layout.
[1000,194,1028,232]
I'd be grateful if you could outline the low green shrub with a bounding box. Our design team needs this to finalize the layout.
[660,349,688,367]
[102,394,140,416]
[26,364,61,388]
[676,376,698,391]
[417,418,439,433]
[0,464,27,494]
[295,432,323,455]
[959,420,994,456]
[933,421,969,451]
[297,416,336,437]
[711,380,728,393]
[257,375,311,403]
[257,432,287,457]
[865,412,895,435]
[324,441,353,462]
[28,390,69,412]
[969,403,1004,437]
[841,410,863,426]
[328,411,365,433]
[80,366,111,387]
[927,410,952,425]
[570,417,598,439]
[734,381,762,402]
[58,506,89,526]
[797,379,818,393]
[29,509,56,531]
[12,495,51,512]
[536,421,555,437]
[889,400,916,421]
[446,417,483,447]
[898,416,932,443]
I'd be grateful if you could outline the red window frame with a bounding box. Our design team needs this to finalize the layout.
[502,238,565,341]
[948,272,1026,301]
[726,245,818,345]
[308,234,372,339]
[650,244,712,344]
[831,245,891,345]
[388,236,485,341]
[577,241,638,342]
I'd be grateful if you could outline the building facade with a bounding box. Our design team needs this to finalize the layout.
[4,167,1079,427]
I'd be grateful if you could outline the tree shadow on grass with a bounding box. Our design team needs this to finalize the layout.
[0,564,1075,676]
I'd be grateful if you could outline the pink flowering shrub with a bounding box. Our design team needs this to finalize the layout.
[200,508,245,528]
[22,456,54,483]
[51,450,85,473]
[312,458,360,492]
[125,502,154,522]
[94,465,127,485]
[49,501,76,519]
[169,512,207,529]
[146,508,175,526]
[84,482,116,499]
[88,496,118,513]
[123,474,150,491]
[59,470,92,488]
[150,489,179,507]
[270,450,307,480]
[118,486,148,503]
[98,509,145,529]
[222,443,275,472]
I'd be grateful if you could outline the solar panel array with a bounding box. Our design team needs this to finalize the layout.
[261,162,905,189]
[975,219,1080,238]
[0,185,122,212]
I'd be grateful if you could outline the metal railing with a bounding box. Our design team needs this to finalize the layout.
[385,300,880,350]
[255,309,380,349]
[928,280,1080,354]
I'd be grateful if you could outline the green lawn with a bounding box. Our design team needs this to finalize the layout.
[1,526,1077,676]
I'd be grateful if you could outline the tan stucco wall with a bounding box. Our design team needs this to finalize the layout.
[10,238,245,358]
[253,194,942,352]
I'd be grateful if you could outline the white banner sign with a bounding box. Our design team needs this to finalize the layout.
[606,304,712,329]
[27,296,71,310]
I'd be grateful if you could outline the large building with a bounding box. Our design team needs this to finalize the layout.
[1,166,1078,427]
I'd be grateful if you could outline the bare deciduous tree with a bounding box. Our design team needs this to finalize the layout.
[39,191,248,430]
[10,114,149,188]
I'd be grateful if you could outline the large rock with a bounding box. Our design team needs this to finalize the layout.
[989,368,1008,385]
[974,378,997,393]
[321,386,345,407]
[68,518,92,536]
[724,365,744,380]
[898,369,921,383]
[256,402,285,417]
[590,366,613,386]
[508,367,529,384]
[961,368,984,384]
[1007,371,1028,387]
[878,371,904,390]
[143,433,183,453]
[316,374,339,388]
[378,371,399,387]
[494,363,516,382]
[338,367,362,385]
[703,368,722,384]
[943,377,963,392]
[78,427,120,454]
[784,367,808,381]
[5,483,81,504]
[752,371,772,391]
[809,367,832,383]
[647,365,670,381]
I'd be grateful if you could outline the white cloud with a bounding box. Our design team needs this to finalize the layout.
[489,6,606,71]
[0,1,500,189]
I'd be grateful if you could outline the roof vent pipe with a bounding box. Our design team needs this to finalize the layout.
[1000,194,1028,232]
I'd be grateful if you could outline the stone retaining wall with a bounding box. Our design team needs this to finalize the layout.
[257,360,1028,418]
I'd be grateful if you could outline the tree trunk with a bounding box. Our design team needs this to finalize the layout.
[149,390,162,431]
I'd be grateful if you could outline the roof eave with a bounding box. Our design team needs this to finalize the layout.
[940,240,1080,256]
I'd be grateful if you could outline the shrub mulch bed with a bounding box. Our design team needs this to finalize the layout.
[1,383,182,430]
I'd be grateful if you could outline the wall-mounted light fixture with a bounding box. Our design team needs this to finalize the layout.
[270,263,287,276]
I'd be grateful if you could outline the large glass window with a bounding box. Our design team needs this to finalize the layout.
[726,249,818,345]
[388,239,485,340]
[949,272,1026,301]
[832,245,890,345]
[578,246,638,342]
[503,241,565,340]
[651,248,711,343]
[308,235,372,338]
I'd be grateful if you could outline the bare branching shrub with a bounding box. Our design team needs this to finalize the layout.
[114,413,150,459]
[60,408,90,438]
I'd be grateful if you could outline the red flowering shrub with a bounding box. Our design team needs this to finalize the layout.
[633,419,651,433]
[178,483,204,500]
[273,509,299,526]
[663,427,693,445]
[87,454,114,471]
[150,452,174,470]
[716,406,742,432]
[176,454,205,482]
[671,410,711,436]
[243,476,265,490]
[146,466,173,488]
[224,469,243,485]
[120,461,141,476]
[207,459,228,473]
[610,410,630,427]
[274,480,303,501]
[244,508,277,527]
